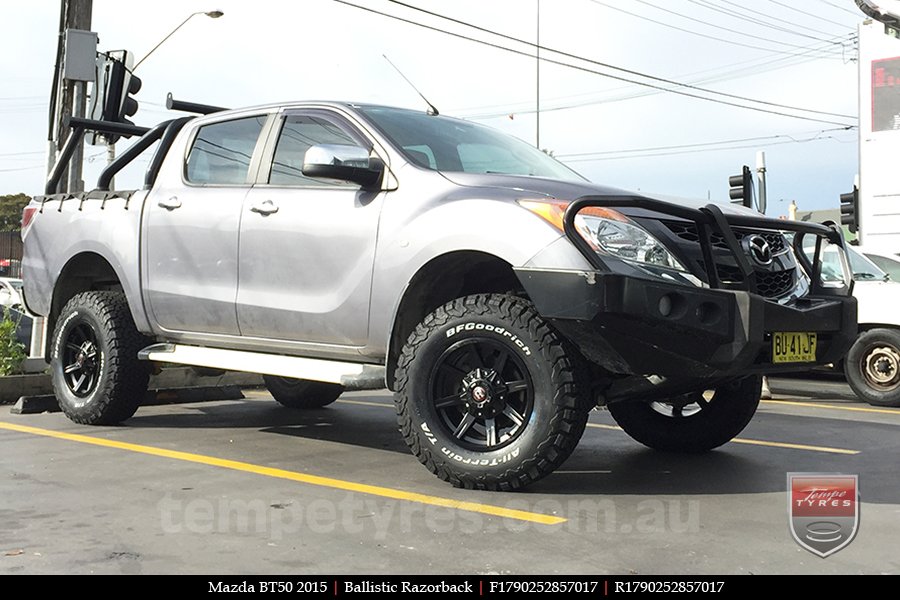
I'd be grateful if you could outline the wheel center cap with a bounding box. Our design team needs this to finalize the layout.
[471,385,489,403]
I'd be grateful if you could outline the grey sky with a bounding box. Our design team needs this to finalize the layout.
[0,0,863,215]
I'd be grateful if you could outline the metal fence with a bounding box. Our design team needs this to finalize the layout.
[0,231,23,278]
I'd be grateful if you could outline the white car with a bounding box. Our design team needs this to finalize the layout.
[0,277,23,309]
[856,246,900,281]
[805,242,900,407]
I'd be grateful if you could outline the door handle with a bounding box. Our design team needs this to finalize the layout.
[158,196,182,210]
[250,199,279,215]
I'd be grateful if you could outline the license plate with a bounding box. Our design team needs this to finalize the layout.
[772,331,817,363]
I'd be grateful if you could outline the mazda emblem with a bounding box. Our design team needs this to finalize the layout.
[745,234,773,266]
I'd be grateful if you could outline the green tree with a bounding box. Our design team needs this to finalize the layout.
[0,194,31,231]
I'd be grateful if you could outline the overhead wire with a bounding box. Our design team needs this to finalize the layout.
[367,0,855,125]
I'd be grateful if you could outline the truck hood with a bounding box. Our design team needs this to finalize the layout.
[438,171,759,218]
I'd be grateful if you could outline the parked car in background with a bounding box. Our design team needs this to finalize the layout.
[857,246,900,281]
[0,277,23,308]
[804,241,900,407]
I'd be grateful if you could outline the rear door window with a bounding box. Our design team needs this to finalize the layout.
[186,116,267,185]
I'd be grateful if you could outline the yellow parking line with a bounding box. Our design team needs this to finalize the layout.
[761,399,900,415]
[729,438,858,455]
[337,398,394,409]
[585,423,858,455]
[335,400,862,455]
[0,421,565,526]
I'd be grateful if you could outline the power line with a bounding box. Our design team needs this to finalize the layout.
[687,0,849,40]
[377,0,855,123]
[764,0,854,28]
[560,131,855,162]
[632,0,842,50]
[0,164,45,173]
[461,41,847,119]
[588,0,843,58]
[817,0,864,17]
[454,32,849,116]
[556,127,853,158]
[716,0,848,36]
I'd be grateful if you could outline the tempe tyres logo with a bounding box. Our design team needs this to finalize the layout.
[788,473,859,558]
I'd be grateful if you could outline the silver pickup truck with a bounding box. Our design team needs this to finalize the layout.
[23,100,857,490]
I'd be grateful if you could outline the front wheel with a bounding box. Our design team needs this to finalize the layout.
[607,376,762,452]
[844,328,900,407]
[394,294,592,491]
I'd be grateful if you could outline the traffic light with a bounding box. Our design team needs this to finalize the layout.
[840,186,860,234]
[99,54,141,142]
[728,165,753,208]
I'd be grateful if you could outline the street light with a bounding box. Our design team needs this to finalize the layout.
[133,10,224,70]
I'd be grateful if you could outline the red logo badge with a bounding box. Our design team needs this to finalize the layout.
[788,473,859,558]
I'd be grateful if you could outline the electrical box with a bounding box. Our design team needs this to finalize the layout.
[63,29,98,82]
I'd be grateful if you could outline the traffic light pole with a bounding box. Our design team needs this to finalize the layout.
[48,0,92,192]
[756,151,767,215]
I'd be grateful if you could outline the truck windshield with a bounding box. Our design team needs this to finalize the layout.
[357,106,586,182]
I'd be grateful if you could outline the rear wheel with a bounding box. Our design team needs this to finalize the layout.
[395,294,592,491]
[51,291,151,425]
[263,375,343,409]
[607,376,762,452]
[844,328,900,407]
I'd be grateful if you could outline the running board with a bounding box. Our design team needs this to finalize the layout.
[138,343,385,390]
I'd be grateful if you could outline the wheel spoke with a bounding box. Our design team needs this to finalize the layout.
[492,349,509,375]
[503,405,525,426]
[696,396,709,409]
[453,413,476,439]
[485,418,497,446]
[672,404,684,418]
[505,379,528,394]
[66,342,83,353]
[465,344,485,369]
[437,362,468,378]
[64,362,81,375]
[71,373,86,393]
[435,392,466,409]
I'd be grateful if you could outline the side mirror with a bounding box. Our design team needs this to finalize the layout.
[302,144,383,188]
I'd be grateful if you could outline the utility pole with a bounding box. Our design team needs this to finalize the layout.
[755,151,767,215]
[31,0,93,372]
[536,0,540,150]
[47,0,93,193]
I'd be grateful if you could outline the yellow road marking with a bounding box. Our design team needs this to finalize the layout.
[589,423,621,431]
[337,398,394,409]
[761,399,900,415]
[729,438,858,454]
[337,400,862,455]
[0,421,565,525]
[585,423,858,455]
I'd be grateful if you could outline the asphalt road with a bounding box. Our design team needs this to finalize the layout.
[1,377,897,575]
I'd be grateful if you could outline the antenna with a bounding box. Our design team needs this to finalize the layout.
[383,55,439,116]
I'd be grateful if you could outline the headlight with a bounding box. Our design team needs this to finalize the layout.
[574,212,688,271]
[518,199,695,278]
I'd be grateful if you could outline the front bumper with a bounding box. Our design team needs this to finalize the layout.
[514,194,858,382]
[514,268,857,379]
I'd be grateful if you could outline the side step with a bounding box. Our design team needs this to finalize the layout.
[138,343,385,390]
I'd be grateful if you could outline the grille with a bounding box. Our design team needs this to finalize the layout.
[669,217,799,299]
[663,221,786,254]
[756,269,795,298]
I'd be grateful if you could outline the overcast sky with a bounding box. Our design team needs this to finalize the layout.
[0,0,870,215]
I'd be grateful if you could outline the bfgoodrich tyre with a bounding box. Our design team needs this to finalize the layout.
[394,294,592,491]
[50,291,150,425]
